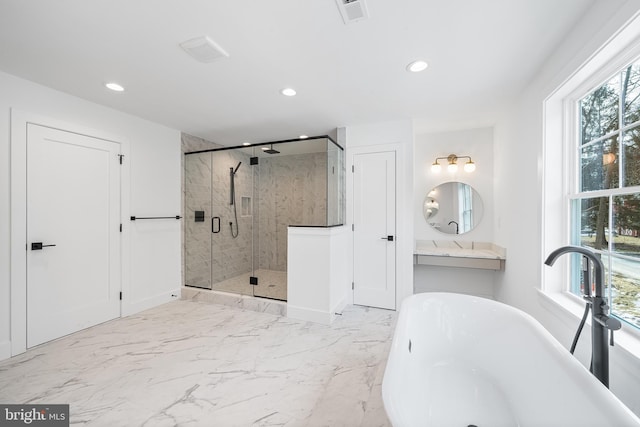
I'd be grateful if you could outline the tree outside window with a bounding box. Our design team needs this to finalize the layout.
[574,63,640,328]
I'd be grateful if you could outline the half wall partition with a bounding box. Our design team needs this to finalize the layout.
[184,136,344,301]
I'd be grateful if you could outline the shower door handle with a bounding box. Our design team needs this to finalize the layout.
[212,216,221,233]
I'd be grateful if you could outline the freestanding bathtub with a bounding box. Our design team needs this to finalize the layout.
[382,292,640,427]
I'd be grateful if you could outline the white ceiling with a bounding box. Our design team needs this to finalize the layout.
[0,0,595,146]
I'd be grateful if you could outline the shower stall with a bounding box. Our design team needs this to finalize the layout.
[184,136,344,301]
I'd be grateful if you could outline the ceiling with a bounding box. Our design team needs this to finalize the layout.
[0,0,595,146]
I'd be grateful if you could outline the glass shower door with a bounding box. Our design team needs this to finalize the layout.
[209,150,254,296]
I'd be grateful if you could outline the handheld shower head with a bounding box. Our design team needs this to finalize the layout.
[233,162,242,174]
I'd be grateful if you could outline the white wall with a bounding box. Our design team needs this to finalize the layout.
[413,127,496,297]
[494,1,640,415]
[0,70,181,360]
[344,119,414,310]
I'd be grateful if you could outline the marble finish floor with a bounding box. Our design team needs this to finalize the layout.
[0,300,396,426]
[211,269,287,301]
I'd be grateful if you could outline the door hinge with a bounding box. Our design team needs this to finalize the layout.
[119,292,123,300]
[352,224,354,231]
[119,223,123,232]
[118,154,124,164]
[352,282,354,290]
[351,165,354,173]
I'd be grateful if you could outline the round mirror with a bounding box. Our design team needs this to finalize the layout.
[423,182,484,234]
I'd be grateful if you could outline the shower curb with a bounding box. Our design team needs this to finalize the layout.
[181,286,286,317]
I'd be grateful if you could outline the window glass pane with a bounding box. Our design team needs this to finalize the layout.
[623,126,640,187]
[580,74,620,144]
[610,255,640,328]
[623,64,640,125]
[612,194,640,256]
[579,196,609,250]
[580,137,619,191]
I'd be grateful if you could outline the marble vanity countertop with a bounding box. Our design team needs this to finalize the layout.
[415,240,506,259]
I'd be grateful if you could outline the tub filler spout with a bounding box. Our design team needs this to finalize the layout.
[545,245,622,388]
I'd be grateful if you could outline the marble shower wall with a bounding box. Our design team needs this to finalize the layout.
[256,152,328,272]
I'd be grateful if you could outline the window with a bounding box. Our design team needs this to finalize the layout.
[458,182,473,232]
[570,61,640,329]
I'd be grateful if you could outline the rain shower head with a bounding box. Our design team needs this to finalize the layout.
[263,144,280,154]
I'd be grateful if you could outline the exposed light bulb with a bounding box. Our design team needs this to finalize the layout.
[464,161,476,173]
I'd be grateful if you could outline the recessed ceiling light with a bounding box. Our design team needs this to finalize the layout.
[406,60,428,73]
[105,82,125,92]
[242,142,251,146]
[281,88,297,97]
[299,135,309,139]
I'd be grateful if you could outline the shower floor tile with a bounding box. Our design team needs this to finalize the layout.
[213,268,287,301]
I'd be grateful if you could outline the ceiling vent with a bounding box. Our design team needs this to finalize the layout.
[335,0,369,24]
[180,36,229,63]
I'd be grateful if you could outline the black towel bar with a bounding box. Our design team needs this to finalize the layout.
[130,215,182,221]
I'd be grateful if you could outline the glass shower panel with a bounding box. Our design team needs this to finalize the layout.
[184,152,213,289]
[252,144,288,300]
[327,139,345,226]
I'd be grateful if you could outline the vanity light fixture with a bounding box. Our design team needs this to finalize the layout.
[431,154,476,173]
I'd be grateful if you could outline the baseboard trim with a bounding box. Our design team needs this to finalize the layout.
[287,304,334,325]
[121,288,181,317]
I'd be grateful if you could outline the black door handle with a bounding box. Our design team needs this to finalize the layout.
[212,217,221,233]
[31,242,56,250]
[380,235,394,241]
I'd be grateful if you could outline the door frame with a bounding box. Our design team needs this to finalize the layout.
[346,142,413,311]
[10,109,130,356]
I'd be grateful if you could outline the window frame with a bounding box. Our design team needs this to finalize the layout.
[566,58,640,331]
[538,44,640,347]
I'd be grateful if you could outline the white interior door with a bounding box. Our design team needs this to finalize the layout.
[27,124,121,347]
[353,151,396,309]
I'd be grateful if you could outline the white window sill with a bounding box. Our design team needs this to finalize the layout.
[537,289,640,365]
